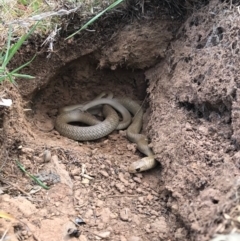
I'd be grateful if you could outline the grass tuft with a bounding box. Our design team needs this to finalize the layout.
[0,22,39,84]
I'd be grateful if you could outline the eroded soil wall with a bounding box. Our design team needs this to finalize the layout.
[1,1,240,240]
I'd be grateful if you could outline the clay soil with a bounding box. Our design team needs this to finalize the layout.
[1,1,240,241]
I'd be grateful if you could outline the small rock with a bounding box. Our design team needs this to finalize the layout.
[99,170,109,177]
[119,208,131,221]
[198,126,208,135]
[79,234,88,241]
[118,173,129,186]
[110,213,118,219]
[127,144,136,152]
[127,189,133,194]
[21,230,28,237]
[150,210,158,216]
[100,208,112,223]
[138,196,145,203]
[128,236,142,241]
[97,222,105,230]
[136,188,143,194]
[146,194,154,201]
[43,150,51,162]
[185,122,192,131]
[82,178,90,184]
[115,183,125,193]
[71,168,81,176]
[132,215,140,225]
[150,217,169,233]
[96,199,104,207]
[21,147,34,154]
[120,236,127,241]
[84,209,93,219]
[133,177,141,183]
[135,173,143,179]
[95,231,111,239]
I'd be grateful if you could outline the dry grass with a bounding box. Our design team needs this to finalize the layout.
[0,0,117,44]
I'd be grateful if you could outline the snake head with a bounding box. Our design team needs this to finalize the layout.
[128,156,156,173]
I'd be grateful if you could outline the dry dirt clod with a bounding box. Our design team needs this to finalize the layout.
[79,234,88,241]
[100,208,112,223]
[128,236,142,241]
[115,183,125,193]
[120,208,131,221]
[118,172,129,186]
[96,199,104,207]
[84,209,93,219]
[133,177,142,183]
[99,170,109,177]
[150,217,169,233]
[43,150,51,162]
[120,235,127,241]
[21,147,34,154]
[95,231,111,239]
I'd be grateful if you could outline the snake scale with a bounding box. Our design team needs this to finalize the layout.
[55,93,156,173]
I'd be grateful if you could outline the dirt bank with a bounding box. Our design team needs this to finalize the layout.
[1,0,240,240]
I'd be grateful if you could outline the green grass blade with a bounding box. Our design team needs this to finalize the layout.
[16,160,50,190]
[6,72,14,83]
[2,27,12,68]
[0,76,7,82]
[66,0,124,40]
[6,22,39,66]
[11,54,36,74]
[11,73,35,79]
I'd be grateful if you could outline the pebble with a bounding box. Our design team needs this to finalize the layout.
[79,234,88,241]
[21,147,34,154]
[146,194,154,201]
[118,173,129,186]
[150,217,169,233]
[135,173,143,179]
[145,224,151,233]
[82,178,90,184]
[96,199,104,207]
[100,165,105,170]
[185,122,192,131]
[95,231,111,239]
[133,177,141,183]
[127,189,133,194]
[115,183,125,193]
[128,236,142,241]
[150,210,158,216]
[99,170,109,177]
[21,230,28,237]
[97,222,105,230]
[138,196,145,204]
[120,236,127,241]
[132,215,140,225]
[43,150,51,162]
[198,126,208,135]
[136,188,143,194]
[71,168,81,176]
[84,209,93,219]
[100,208,112,223]
[119,208,130,221]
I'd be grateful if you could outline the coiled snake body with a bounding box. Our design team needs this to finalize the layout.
[55,93,156,173]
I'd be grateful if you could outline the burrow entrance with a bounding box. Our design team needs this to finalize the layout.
[3,1,240,240]
[17,55,166,241]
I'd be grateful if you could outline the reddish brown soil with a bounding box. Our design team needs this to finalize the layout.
[1,1,240,241]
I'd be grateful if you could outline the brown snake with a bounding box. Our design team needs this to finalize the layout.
[55,93,156,173]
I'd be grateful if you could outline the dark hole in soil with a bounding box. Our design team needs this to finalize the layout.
[211,198,219,204]
[30,54,148,136]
